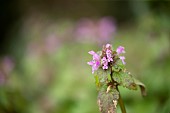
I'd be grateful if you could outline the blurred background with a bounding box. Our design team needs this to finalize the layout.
[0,1,170,113]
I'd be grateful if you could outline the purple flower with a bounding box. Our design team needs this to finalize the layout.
[106,44,112,48]
[119,56,126,65]
[116,46,125,55]
[87,51,101,74]
[101,57,108,69]
[88,51,100,61]
[102,65,108,70]
[106,49,113,62]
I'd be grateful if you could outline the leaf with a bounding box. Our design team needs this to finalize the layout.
[94,75,100,89]
[112,71,138,90]
[115,70,147,96]
[112,72,122,84]
[97,85,119,113]
[112,65,120,72]
[94,68,110,89]
[122,72,138,90]
[97,68,109,82]
[112,59,125,72]
[107,73,112,82]
[134,78,147,96]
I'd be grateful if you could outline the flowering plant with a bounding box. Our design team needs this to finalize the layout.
[87,44,146,113]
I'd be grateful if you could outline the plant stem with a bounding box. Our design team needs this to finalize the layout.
[117,87,126,113]
[110,67,126,113]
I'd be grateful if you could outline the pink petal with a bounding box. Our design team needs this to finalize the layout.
[88,51,95,55]
[106,44,112,48]
[93,54,100,60]
[87,61,94,66]
[116,46,125,55]
[119,56,126,65]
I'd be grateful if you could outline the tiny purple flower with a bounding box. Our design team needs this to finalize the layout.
[88,51,95,55]
[101,57,108,69]
[88,51,100,61]
[119,56,126,65]
[116,46,125,55]
[87,51,101,74]
[102,65,108,69]
[106,44,112,48]
[106,49,113,62]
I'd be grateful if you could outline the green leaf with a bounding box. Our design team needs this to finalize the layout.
[114,70,146,96]
[94,75,100,89]
[122,72,138,90]
[112,65,120,72]
[112,72,122,84]
[121,71,146,96]
[107,73,112,82]
[97,85,119,113]
[112,59,125,72]
[112,71,138,90]
[134,78,147,96]
[94,68,110,89]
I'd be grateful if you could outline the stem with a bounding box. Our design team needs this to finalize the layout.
[110,67,126,113]
[117,87,126,113]
[110,67,114,82]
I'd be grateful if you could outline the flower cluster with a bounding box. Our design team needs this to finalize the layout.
[101,44,113,70]
[87,44,126,74]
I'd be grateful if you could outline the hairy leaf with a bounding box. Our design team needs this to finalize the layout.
[134,78,147,96]
[112,59,125,72]
[97,86,119,113]
[122,72,138,90]
[112,70,146,96]
[112,71,138,90]
[94,75,100,89]
[112,72,122,84]
[94,68,110,89]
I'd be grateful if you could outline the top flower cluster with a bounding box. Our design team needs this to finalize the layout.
[87,44,125,74]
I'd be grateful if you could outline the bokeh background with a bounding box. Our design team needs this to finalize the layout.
[0,1,170,113]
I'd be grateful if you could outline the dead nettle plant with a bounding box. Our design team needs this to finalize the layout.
[87,44,146,113]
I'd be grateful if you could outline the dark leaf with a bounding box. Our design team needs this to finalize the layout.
[97,85,119,113]
[122,72,138,90]
[112,59,125,72]
[116,70,146,96]
[94,68,110,89]
[134,78,147,96]
[112,71,138,90]
[112,72,122,84]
